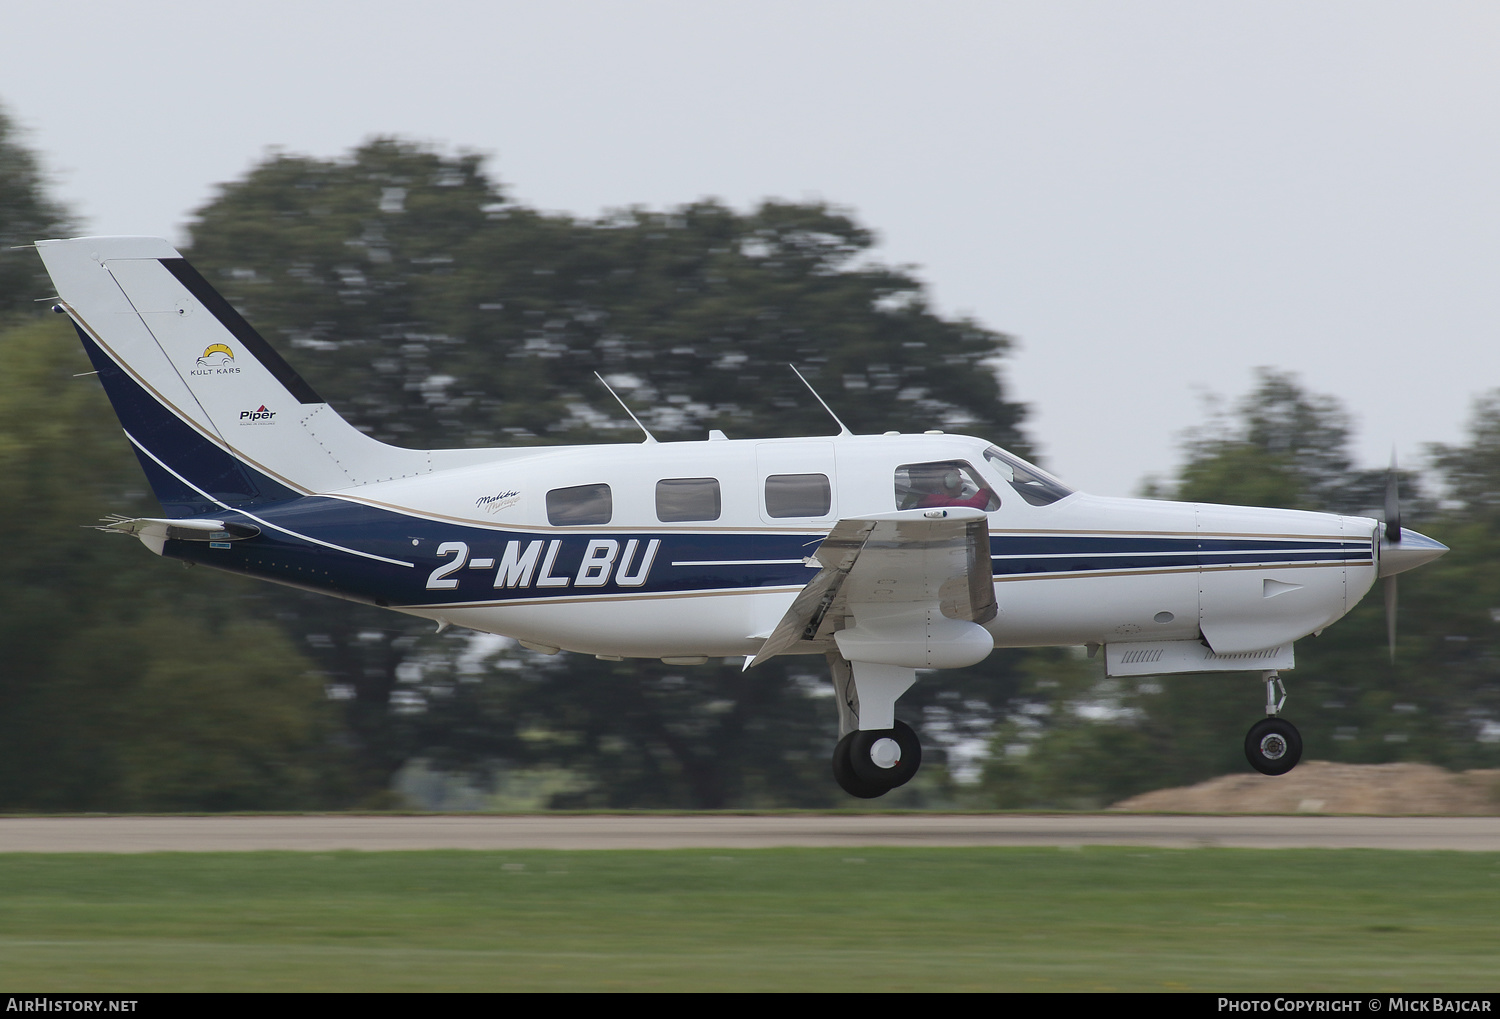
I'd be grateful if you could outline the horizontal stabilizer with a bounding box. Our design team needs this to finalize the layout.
[99,515,260,555]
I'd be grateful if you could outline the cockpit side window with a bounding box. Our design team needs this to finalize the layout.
[982,447,1074,507]
[546,483,613,525]
[894,461,1001,512]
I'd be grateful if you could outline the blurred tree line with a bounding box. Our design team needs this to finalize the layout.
[983,371,1500,807]
[3,110,1498,811]
[0,123,1031,809]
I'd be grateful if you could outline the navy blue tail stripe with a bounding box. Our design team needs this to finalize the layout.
[74,323,303,517]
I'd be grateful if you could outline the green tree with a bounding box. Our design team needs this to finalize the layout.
[0,104,72,317]
[185,139,1025,450]
[0,317,332,810]
[1429,392,1500,522]
[1172,368,1392,514]
[980,650,1258,809]
[410,647,848,809]
[176,138,1035,807]
[981,371,1495,808]
[1166,373,1491,771]
[397,634,1034,809]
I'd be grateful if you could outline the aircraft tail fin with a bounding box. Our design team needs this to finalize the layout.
[36,236,471,517]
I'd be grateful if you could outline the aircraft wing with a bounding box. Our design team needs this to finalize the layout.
[748,507,996,668]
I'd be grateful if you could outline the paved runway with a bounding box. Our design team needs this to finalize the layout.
[1,814,1498,852]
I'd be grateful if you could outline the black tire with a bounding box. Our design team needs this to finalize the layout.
[832,732,889,798]
[848,721,923,789]
[1245,717,1303,776]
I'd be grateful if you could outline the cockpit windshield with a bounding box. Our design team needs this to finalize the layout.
[982,447,1075,507]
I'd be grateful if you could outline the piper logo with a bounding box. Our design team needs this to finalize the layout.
[240,405,276,425]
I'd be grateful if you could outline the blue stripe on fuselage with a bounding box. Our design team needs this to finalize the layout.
[990,533,1371,577]
[159,497,1375,609]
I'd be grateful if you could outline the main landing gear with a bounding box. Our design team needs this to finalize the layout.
[832,722,923,798]
[825,653,925,798]
[1245,670,1302,776]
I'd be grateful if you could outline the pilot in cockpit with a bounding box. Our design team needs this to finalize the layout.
[911,463,996,510]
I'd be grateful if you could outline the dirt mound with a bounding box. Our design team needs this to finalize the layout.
[1109,761,1500,814]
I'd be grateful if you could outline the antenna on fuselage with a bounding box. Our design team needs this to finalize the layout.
[789,364,852,437]
[593,372,658,444]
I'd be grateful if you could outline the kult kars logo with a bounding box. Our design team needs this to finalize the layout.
[191,343,240,376]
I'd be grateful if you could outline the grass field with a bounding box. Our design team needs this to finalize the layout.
[1,847,1497,991]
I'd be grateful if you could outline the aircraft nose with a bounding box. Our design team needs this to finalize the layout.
[1378,526,1449,578]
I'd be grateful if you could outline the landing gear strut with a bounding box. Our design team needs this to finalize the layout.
[826,653,923,798]
[1244,670,1302,776]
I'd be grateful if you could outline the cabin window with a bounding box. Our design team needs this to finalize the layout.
[765,473,831,518]
[895,461,1001,511]
[656,477,722,522]
[546,483,612,525]
[982,447,1074,507]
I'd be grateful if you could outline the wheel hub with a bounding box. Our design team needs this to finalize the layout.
[868,737,902,769]
[1259,733,1287,761]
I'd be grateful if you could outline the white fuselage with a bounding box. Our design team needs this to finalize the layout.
[319,431,1380,661]
[32,235,1387,670]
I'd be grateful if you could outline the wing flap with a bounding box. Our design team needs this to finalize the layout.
[749,507,995,668]
[747,517,876,666]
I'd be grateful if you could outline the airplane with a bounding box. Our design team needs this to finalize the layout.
[33,235,1450,799]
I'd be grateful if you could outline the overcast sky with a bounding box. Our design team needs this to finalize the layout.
[4,1,1497,496]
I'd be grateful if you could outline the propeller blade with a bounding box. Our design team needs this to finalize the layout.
[1384,575,1398,664]
[1384,450,1401,663]
[1384,452,1402,544]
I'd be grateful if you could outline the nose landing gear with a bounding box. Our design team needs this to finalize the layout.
[1244,670,1303,776]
